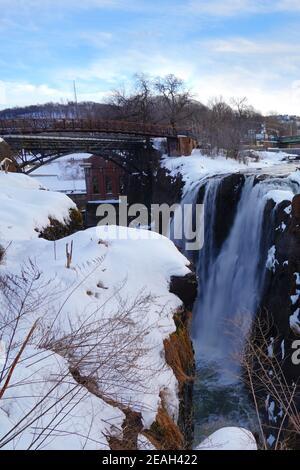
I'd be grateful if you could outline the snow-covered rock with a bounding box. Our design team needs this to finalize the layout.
[0,172,76,240]
[162,150,292,194]
[196,427,257,451]
[290,309,300,335]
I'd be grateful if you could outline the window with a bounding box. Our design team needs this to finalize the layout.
[105,176,113,195]
[92,176,99,194]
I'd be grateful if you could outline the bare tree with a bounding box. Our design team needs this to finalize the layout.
[154,74,192,131]
[234,315,300,450]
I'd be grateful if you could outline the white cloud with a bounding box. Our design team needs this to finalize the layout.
[188,0,272,16]
[188,0,300,16]
[0,81,73,108]
[191,71,300,115]
[204,37,300,55]
[60,49,195,83]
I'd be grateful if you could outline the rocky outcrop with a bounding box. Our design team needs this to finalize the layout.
[152,167,184,207]
[213,173,245,253]
[257,193,300,446]
[169,272,198,310]
[38,208,83,241]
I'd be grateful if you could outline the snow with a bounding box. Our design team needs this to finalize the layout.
[291,292,300,305]
[276,222,287,232]
[265,190,293,204]
[0,346,124,450]
[137,434,156,450]
[266,396,276,423]
[1,226,190,429]
[281,340,285,360]
[267,337,274,358]
[0,177,191,451]
[267,434,276,447]
[31,153,91,194]
[0,172,192,449]
[266,246,279,273]
[196,427,257,451]
[290,309,300,335]
[288,171,300,187]
[0,172,76,240]
[284,205,292,215]
[162,150,292,194]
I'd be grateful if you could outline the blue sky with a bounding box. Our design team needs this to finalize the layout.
[1,0,300,113]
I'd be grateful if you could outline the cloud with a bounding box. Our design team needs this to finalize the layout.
[204,37,300,55]
[188,0,272,17]
[79,31,113,48]
[0,81,73,108]
[60,48,195,83]
[188,0,300,17]
[190,69,300,115]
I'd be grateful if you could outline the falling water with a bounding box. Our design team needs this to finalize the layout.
[194,177,269,372]
[169,170,299,444]
[190,174,295,443]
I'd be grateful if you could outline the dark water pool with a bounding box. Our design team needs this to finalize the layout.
[193,358,259,446]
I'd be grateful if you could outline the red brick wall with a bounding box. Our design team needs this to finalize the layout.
[85,155,125,201]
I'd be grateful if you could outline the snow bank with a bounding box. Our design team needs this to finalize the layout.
[196,427,257,451]
[0,225,191,447]
[0,172,76,240]
[0,169,193,449]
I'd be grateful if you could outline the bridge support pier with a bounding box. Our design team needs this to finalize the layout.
[167,136,198,157]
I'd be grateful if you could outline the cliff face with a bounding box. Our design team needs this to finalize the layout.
[260,195,300,379]
[250,192,300,446]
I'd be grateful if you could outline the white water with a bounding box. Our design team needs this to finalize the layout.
[181,171,300,444]
[194,177,270,379]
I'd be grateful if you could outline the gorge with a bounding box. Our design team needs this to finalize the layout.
[167,156,300,448]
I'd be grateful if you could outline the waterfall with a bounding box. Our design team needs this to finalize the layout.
[194,177,271,379]
[172,170,299,442]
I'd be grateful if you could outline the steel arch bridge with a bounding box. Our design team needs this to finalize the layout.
[0,117,194,173]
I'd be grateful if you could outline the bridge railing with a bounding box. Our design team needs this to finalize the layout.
[0,118,193,138]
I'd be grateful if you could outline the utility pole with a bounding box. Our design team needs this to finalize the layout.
[73,80,78,118]
[73,80,78,104]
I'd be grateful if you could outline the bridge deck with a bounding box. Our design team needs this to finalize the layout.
[0,118,192,139]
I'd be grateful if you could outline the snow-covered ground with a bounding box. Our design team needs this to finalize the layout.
[30,153,91,194]
[162,150,295,194]
[0,171,191,449]
[0,346,125,450]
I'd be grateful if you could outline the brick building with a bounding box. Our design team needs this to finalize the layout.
[82,155,125,201]
[81,155,126,227]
